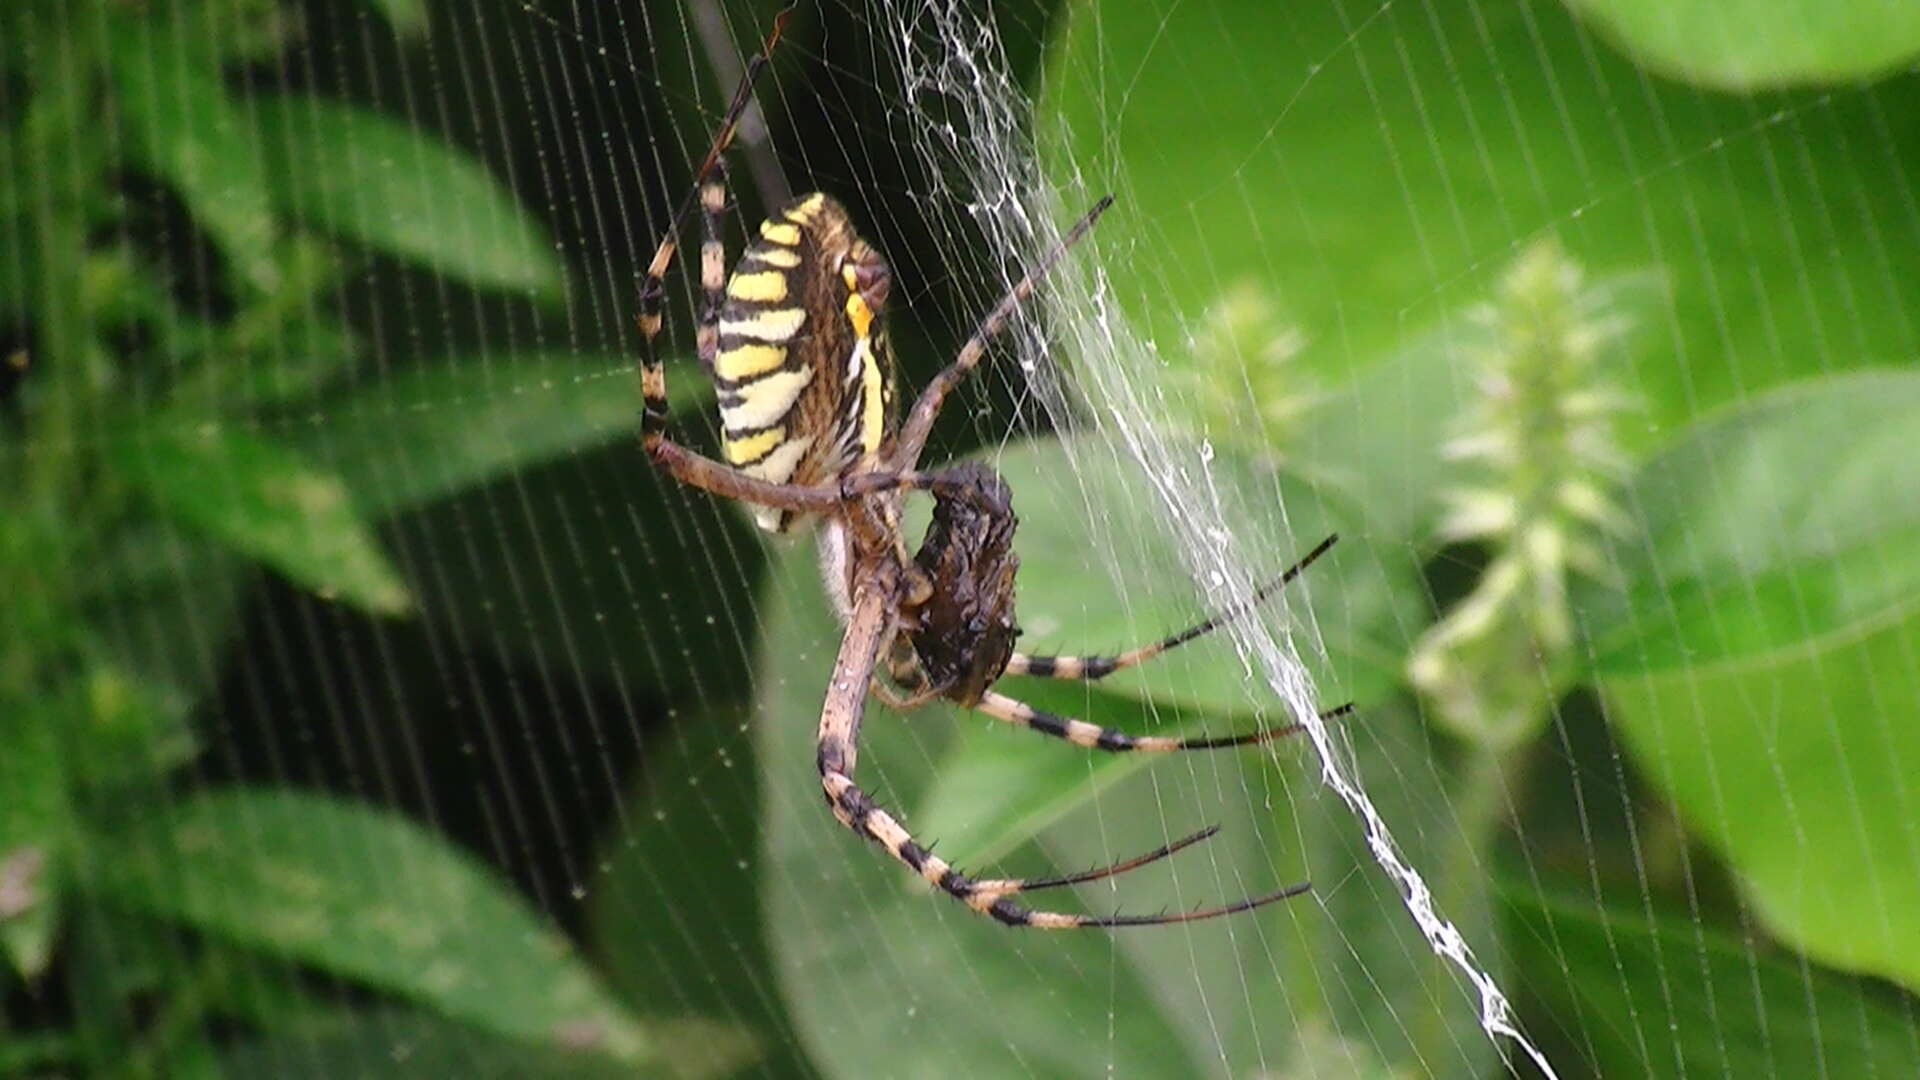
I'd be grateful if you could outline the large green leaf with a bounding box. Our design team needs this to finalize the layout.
[754,468,1496,1076]
[220,1011,753,1080]
[83,789,653,1063]
[1042,0,1920,452]
[1580,370,1920,674]
[754,544,1202,1078]
[250,94,565,300]
[323,355,756,699]
[296,352,662,518]
[1601,607,1920,993]
[106,22,280,295]
[79,526,246,720]
[1565,0,1920,90]
[986,437,1416,717]
[588,702,813,1078]
[1037,695,1501,1078]
[1504,880,1920,1076]
[111,421,411,616]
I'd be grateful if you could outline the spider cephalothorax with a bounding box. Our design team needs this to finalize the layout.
[633,12,1348,928]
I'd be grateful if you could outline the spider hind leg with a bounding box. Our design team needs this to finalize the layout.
[1005,533,1339,681]
[976,691,1355,753]
[819,770,1309,929]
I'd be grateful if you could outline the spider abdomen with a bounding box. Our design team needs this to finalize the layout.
[908,462,1020,707]
[714,192,896,533]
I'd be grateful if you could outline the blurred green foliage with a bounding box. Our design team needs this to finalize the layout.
[1562,0,1920,89]
[4,0,1919,1077]
[1,0,706,1074]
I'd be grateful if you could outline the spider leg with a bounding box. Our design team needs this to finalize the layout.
[840,468,999,509]
[821,771,1309,928]
[890,195,1116,471]
[1006,533,1339,680]
[695,157,728,372]
[822,570,1310,928]
[871,678,942,712]
[634,13,837,515]
[974,691,1355,752]
[638,11,783,440]
[970,824,1220,895]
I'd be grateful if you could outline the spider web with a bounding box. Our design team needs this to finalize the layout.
[869,0,1548,1072]
[13,0,1920,1077]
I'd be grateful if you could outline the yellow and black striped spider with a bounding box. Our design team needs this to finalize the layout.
[637,15,1344,928]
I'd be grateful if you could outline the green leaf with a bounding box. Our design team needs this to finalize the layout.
[2,663,194,977]
[84,789,653,1063]
[227,314,361,407]
[226,1014,616,1078]
[1581,370,1920,674]
[111,421,412,616]
[295,352,660,517]
[250,94,565,300]
[752,452,1490,1076]
[913,684,1248,872]
[321,355,753,700]
[588,702,801,1076]
[754,543,1202,1078]
[1040,698,1500,1077]
[1503,880,1920,1076]
[1042,0,1920,454]
[79,526,247,719]
[221,1011,753,1080]
[107,22,281,295]
[1296,323,1482,543]
[995,437,1414,716]
[1601,606,1920,994]
[61,664,197,792]
[195,940,354,1035]
[361,0,429,37]
[1565,0,1920,90]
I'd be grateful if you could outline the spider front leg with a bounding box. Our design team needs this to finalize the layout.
[820,573,1310,928]
[889,195,1116,472]
[636,12,775,447]
[632,16,841,517]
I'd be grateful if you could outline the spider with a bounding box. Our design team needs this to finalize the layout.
[636,14,1346,928]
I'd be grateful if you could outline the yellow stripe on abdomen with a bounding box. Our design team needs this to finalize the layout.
[726,270,787,302]
[720,367,813,433]
[724,426,785,466]
[746,247,801,269]
[785,193,827,222]
[715,343,788,382]
[738,435,814,532]
[759,221,801,246]
[719,308,806,343]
